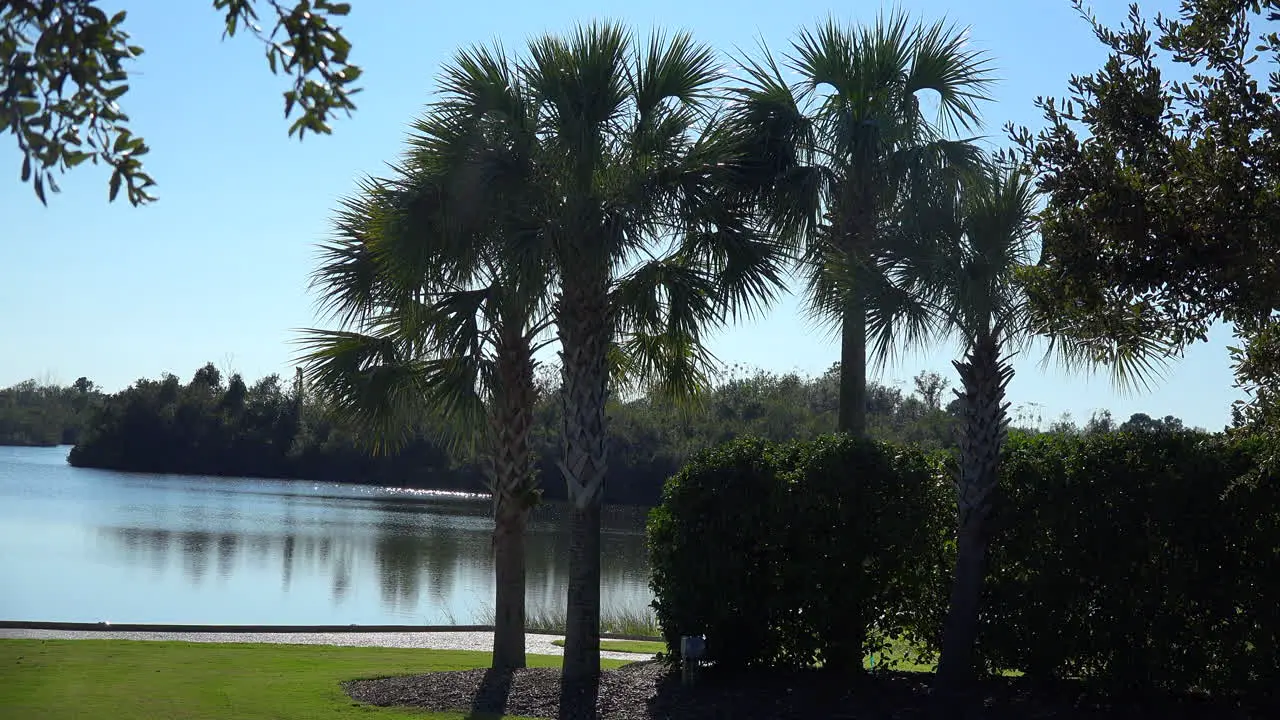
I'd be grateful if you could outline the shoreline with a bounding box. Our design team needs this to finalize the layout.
[0,619,660,642]
[0,629,649,660]
[1,445,658,509]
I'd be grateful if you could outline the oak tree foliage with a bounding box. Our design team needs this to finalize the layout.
[2,0,361,206]
[1011,0,1280,425]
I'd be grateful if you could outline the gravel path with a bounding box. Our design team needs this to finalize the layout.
[0,628,640,660]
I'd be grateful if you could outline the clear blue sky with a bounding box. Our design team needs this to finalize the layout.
[0,0,1245,430]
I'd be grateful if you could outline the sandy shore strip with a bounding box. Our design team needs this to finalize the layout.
[0,627,643,660]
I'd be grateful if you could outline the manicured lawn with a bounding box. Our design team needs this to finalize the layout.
[550,638,666,655]
[0,639,629,719]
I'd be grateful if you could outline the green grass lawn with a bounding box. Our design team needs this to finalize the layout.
[0,639,629,720]
[550,638,666,655]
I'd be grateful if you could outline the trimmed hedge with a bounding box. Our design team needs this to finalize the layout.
[981,429,1280,696]
[646,434,951,671]
[648,428,1280,697]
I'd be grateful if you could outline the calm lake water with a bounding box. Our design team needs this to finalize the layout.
[0,445,653,625]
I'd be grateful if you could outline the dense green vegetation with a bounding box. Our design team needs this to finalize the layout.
[0,639,627,719]
[0,359,1187,510]
[650,427,1280,697]
[648,435,950,673]
[0,377,103,446]
[66,362,471,491]
[61,361,978,506]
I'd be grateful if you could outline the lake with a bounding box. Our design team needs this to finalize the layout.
[0,445,654,625]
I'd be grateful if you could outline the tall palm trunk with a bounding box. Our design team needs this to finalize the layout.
[936,328,1013,693]
[492,501,529,668]
[836,213,874,438]
[556,271,611,720]
[489,329,538,671]
[838,292,868,436]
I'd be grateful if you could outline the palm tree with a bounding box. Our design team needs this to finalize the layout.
[422,26,790,717]
[727,12,994,437]
[297,87,553,671]
[917,161,1170,694]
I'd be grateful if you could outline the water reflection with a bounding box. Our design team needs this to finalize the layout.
[0,444,653,625]
[89,505,650,624]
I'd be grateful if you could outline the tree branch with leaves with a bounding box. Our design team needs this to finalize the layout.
[2,0,361,206]
[1010,0,1280,427]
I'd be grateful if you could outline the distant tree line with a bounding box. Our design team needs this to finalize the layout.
[20,361,1186,506]
[0,377,103,446]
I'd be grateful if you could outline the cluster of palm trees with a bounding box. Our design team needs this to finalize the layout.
[296,12,1166,717]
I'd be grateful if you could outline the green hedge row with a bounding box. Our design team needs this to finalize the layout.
[647,435,951,671]
[983,430,1280,696]
[647,429,1280,696]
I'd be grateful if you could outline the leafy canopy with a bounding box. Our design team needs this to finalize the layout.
[726,12,995,367]
[1011,0,1280,422]
[2,0,361,206]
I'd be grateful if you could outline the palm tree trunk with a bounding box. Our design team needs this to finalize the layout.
[936,330,1013,700]
[560,500,602,719]
[556,278,610,720]
[937,522,988,685]
[489,330,538,671]
[838,292,868,437]
[492,503,528,670]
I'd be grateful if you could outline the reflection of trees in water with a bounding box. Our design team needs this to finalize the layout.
[523,503,652,612]
[331,549,352,605]
[369,499,482,617]
[215,533,238,579]
[179,531,214,585]
[246,533,274,569]
[94,497,653,620]
[280,534,296,590]
[109,527,173,575]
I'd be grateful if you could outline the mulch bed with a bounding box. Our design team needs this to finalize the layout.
[343,661,1274,719]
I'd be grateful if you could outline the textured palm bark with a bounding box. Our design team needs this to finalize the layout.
[492,503,528,670]
[838,293,869,437]
[488,329,538,671]
[555,270,611,720]
[936,329,1013,695]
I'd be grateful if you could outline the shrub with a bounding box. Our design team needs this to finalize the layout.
[651,427,1280,696]
[979,429,1280,696]
[647,437,790,669]
[647,434,950,671]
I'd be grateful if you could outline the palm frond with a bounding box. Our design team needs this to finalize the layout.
[726,45,823,246]
[802,243,939,369]
[295,327,489,455]
[916,159,1174,394]
[614,328,718,408]
[680,223,792,324]
[310,176,401,327]
[436,42,526,122]
[611,257,717,339]
[906,17,995,134]
[632,29,721,121]
[1025,265,1176,394]
[863,257,942,369]
[526,21,631,158]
